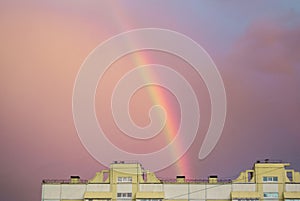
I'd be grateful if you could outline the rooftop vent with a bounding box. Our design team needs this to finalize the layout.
[208,175,218,183]
[70,176,80,184]
[176,175,185,183]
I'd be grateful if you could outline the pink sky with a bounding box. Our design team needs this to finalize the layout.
[1,1,300,201]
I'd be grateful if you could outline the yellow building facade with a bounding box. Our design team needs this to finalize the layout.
[41,160,300,201]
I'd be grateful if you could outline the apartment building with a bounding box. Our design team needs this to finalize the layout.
[41,160,300,201]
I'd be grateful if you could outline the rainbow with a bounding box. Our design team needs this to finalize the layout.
[130,51,190,176]
[105,1,190,174]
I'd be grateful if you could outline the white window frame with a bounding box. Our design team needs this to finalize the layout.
[264,192,279,198]
[117,177,132,183]
[237,199,259,201]
[263,176,278,182]
[117,192,132,199]
[285,199,300,201]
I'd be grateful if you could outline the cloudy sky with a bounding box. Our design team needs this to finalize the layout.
[1,1,300,201]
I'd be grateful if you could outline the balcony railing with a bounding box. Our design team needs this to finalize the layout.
[42,179,88,184]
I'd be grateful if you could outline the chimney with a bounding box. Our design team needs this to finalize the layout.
[70,176,80,184]
[176,175,185,183]
[208,175,218,183]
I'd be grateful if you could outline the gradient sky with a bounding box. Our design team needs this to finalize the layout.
[1,1,300,201]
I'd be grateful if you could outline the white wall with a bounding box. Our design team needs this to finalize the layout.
[139,184,163,191]
[189,184,206,200]
[86,184,110,191]
[117,184,132,192]
[206,184,231,199]
[42,185,61,200]
[60,184,86,199]
[232,183,256,191]
[263,184,278,192]
[286,184,300,191]
[43,200,60,201]
[164,184,189,199]
[42,184,87,200]
[164,184,231,200]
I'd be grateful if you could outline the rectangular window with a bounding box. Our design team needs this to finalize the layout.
[85,199,111,201]
[237,199,259,201]
[117,192,132,198]
[117,177,132,183]
[263,176,278,182]
[285,199,300,201]
[137,199,162,201]
[264,192,279,198]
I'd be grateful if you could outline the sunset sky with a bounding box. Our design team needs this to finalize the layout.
[1,1,300,201]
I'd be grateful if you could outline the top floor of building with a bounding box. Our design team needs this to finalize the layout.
[41,160,300,201]
[43,159,300,185]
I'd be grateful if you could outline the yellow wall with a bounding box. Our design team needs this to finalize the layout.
[42,161,300,201]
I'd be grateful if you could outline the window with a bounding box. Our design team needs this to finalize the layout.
[264,192,279,198]
[263,176,278,182]
[137,199,162,201]
[85,200,111,201]
[117,177,132,183]
[117,192,132,198]
[285,199,300,201]
[237,199,259,201]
